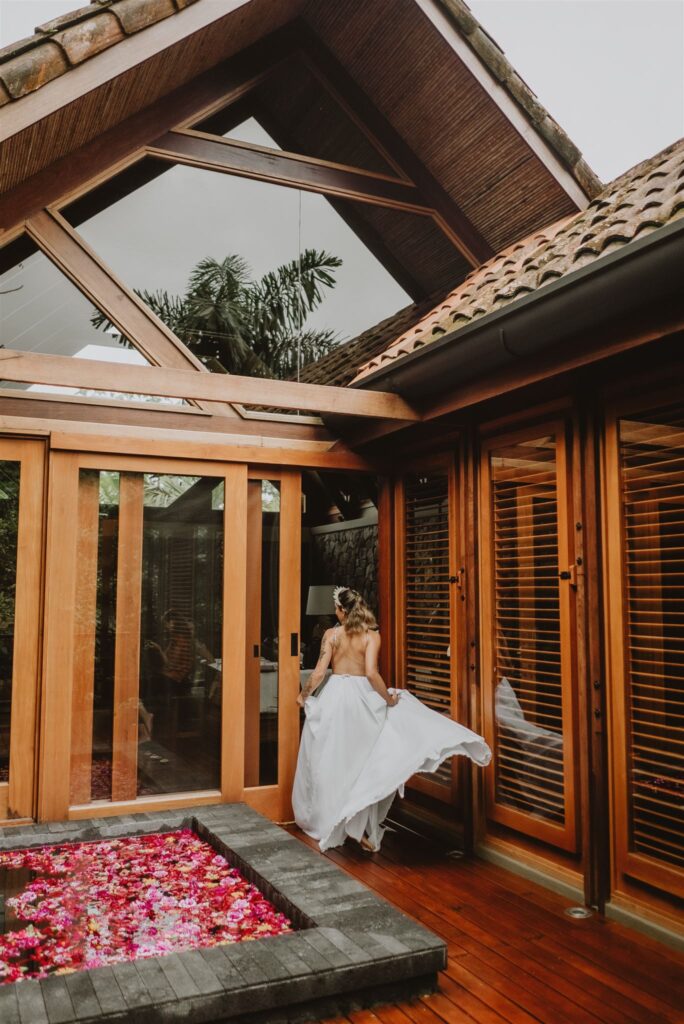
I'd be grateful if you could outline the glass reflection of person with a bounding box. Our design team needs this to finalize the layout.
[147,610,212,694]
[143,610,212,746]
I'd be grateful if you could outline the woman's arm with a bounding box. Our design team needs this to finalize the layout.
[296,629,334,706]
[365,632,399,706]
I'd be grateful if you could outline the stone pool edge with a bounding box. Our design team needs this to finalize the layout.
[0,803,446,1023]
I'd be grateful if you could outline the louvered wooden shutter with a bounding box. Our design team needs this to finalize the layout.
[608,404,684,898]
[399,471,455,793]
[481,427,578,851]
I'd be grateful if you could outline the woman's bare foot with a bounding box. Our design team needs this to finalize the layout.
[359,836,378,853]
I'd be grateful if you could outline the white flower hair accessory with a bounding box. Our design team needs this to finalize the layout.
[332,586,348,608]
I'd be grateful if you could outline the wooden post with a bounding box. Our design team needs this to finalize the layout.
[69,471,100,805]
[278,470,302,821]
[4,440,45,821]
[37,452,80,821]
[221,462,247,801]
[244,481,263,789]
[111,473,143,802]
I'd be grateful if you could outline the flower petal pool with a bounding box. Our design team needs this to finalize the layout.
[0,828,292,985]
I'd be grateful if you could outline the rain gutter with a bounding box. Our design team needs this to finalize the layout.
[350,217,684,404]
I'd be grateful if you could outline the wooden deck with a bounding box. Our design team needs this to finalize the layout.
[291,824,684,1024]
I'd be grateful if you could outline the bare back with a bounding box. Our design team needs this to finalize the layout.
[330,624,376,676]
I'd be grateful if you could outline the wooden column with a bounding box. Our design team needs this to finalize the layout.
[377,476,394,682]
[4,440,45,821]
[221,462,248,801]
[278,470,301,821]
[244,480,263,789]
[111,473,143,802]
[38,452,80,821]
[69,471,100,805]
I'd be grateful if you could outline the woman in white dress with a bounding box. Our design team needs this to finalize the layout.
[292,587,491,852]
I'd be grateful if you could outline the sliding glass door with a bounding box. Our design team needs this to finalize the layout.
[38,453,301,822]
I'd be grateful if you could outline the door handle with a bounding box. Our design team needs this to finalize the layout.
[253,644,260,658]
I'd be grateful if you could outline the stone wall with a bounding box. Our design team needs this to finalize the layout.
[311,523,378,615]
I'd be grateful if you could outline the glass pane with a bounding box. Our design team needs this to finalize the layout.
[139,475,224,796]
[300,471,378,671]
[191,57,398,178]
[0,462,20,787]
[61,161,423,382]
[0,236,185,406]
[245,480,280,787]
[490,436,565,826]
[71,470,120,804]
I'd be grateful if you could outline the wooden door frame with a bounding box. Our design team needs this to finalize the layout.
[603,399,684,900]
[479,419,580,853]
[240,468,301,823]
[40,450,253,820]
[0,437,46,822]
[394,452,462,805]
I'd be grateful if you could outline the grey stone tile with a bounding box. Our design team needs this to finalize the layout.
[88,966,126,1016]
[64,972,100,1019]
[41,975,75,1024]
[134,956,176,1003]
[157,952,201,999]
[176,949,224,995]
[111,960,151,1009]
[283,933,331,972]
[316,928,373,965]
[16,980,48,1024]
[0,983,20,1024]
[223,945,269,986]
[197,945,244,991]
[299,929,353,968]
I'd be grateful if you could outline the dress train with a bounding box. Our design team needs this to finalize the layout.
[292,674,491,852]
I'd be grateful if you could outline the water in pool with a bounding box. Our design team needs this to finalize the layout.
[0,829,291,984]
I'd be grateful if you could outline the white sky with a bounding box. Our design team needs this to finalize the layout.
[2,0,682,182]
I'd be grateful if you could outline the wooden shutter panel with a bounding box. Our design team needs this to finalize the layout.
[398,469,457,795]
[481,426,578,851]
[607,404,684,898]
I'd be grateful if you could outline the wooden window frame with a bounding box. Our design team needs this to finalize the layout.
[603,399,684,900]
[479,420,580,852]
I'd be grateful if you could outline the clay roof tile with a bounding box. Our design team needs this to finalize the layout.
[351,137,684,384]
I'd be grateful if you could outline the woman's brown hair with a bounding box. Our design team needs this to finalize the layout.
[336,588,378,634]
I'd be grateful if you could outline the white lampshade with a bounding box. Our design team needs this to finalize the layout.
[306,585,336,616]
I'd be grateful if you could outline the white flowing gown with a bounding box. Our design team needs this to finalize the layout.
[292,674,491,852]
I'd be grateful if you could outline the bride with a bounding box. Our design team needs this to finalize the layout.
[292,586,491,852]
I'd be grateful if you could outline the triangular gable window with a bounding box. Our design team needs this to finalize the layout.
[0,235,185,405]
[188,57,403,180]
[60,159,431,382]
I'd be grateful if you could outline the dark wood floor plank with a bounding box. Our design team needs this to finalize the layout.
[421,983,508,1024]
[288,827,683,1024]
[401,997,473,1024]
[441,963,541,1024]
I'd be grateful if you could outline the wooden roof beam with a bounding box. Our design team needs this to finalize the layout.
[0,349,420,422]
[148,129,433,212]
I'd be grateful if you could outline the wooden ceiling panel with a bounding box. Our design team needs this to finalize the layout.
[0,0,304,193]
[304,0,583,251]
